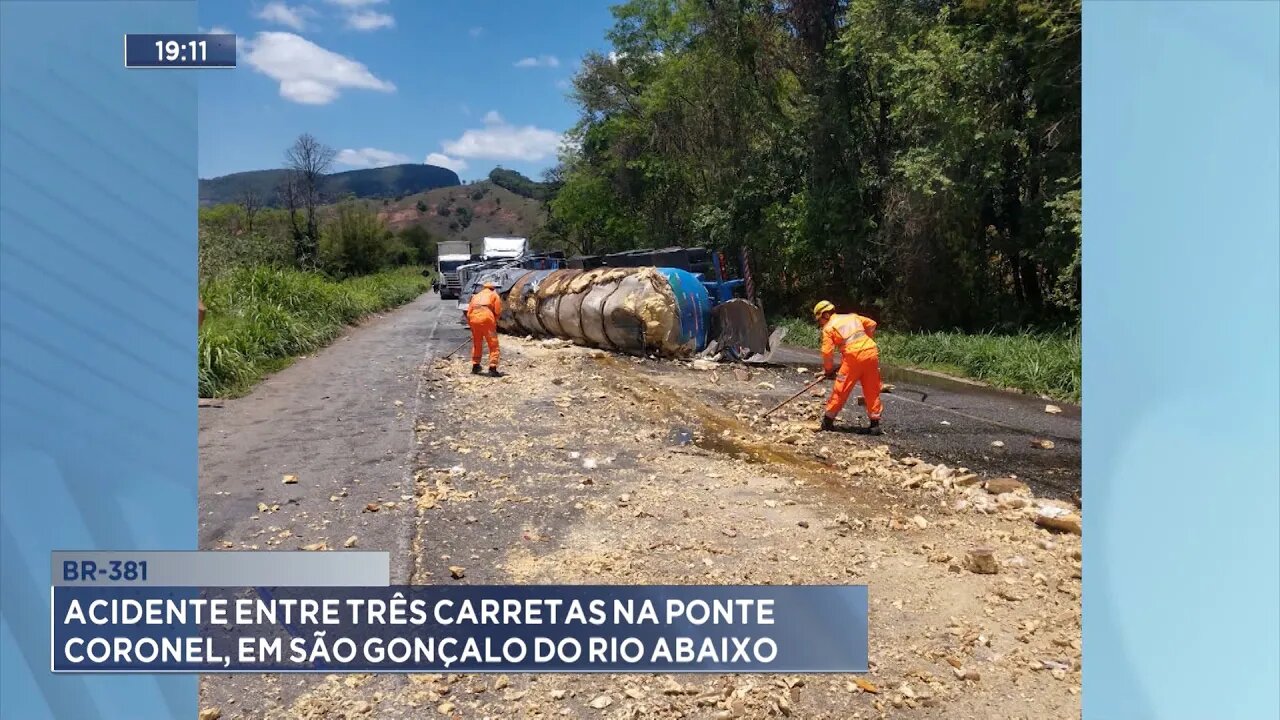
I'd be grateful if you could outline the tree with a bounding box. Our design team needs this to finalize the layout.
[278,173,304,256]
[283,133,336,269]
[544,0,1080,330]
[489,167,552,200]
[398,224,436,265]
[238,187,262,233]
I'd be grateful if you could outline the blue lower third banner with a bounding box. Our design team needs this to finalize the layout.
[52,585,868,673]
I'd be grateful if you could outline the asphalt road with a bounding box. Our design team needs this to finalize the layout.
[765,345,1081,500]
[196,293,465,714]
[197,293,465,577]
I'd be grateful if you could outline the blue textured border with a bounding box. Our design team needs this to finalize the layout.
[0,2,197,719]
[1083,2,1279,718]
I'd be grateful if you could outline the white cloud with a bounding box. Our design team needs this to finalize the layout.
[200,26,242,59]
[514,55,560,69]
[255,2,314,31]
[425,153,468,173]
[324,0,387,7]
[346,10,394,30]
[556,78,572,90]
[244,32,395,105]
[468,26,484,38]
[440,112,563,162]
[336,147,410,168]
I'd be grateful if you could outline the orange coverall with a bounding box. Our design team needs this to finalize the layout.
[821,312,882,421]
[466,287,503,368]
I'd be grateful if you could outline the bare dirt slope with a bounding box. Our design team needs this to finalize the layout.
[372,181,544,247]
[240,333,1081,720]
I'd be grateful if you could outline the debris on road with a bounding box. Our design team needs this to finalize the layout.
[985,477,1030,495]
[1045,404,1062,414]
[205,332,1081,719]
[966,547,1000,574]
[282,474,298,485]
[849,678,879,694]
[1035,507,1083,535]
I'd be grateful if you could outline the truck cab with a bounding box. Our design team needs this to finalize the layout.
[436,240,473,300]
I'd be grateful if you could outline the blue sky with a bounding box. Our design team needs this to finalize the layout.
[198,0,617,181]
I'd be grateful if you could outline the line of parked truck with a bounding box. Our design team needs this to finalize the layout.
[431,237,782,362]
[434,237,529,300]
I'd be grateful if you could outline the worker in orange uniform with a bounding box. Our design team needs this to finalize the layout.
[813,300,882,435]
[465,281,503,376]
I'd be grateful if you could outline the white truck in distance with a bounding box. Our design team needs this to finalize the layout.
[482,237,528,261]
[436,240,473,300]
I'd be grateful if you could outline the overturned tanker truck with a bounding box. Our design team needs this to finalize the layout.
[455,246,784,362]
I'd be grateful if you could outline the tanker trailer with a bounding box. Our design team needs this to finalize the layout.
[485,266,713,357]
[464,247,778,362]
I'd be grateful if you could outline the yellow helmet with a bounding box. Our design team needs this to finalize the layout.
[812,300,835,319]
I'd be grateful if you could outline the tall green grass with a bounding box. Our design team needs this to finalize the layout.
[774,317,1080,402]
[199,266,431,397]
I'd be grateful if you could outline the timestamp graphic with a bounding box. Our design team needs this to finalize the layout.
[124,33,236,68]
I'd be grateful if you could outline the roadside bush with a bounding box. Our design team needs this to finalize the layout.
[319,201,394,278]
[198,266,430,397]
[398,225,436,265]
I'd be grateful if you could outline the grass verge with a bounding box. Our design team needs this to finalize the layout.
[199,266,431,397]
[774,317,1081,402]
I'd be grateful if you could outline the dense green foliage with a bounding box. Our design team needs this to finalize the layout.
[200,163,461,207]
[199,202,440,281]
[199,172,436,395]
[198,267,431,397]
[546,0,1080,332]
[488,167,555,201]
[319,201,399,278]
[198,204,296,280]
[878,328,1080,401]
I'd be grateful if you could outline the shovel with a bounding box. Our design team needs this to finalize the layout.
[760,375,827,419]
[439,338,470,361]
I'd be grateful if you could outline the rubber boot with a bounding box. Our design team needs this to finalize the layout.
[867,419,882,436]
[471,364,482,375]
[488,366,503,377]
[820,416,835,432]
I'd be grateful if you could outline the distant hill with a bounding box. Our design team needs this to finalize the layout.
[199,163,461,207]
[367,180,546,252]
